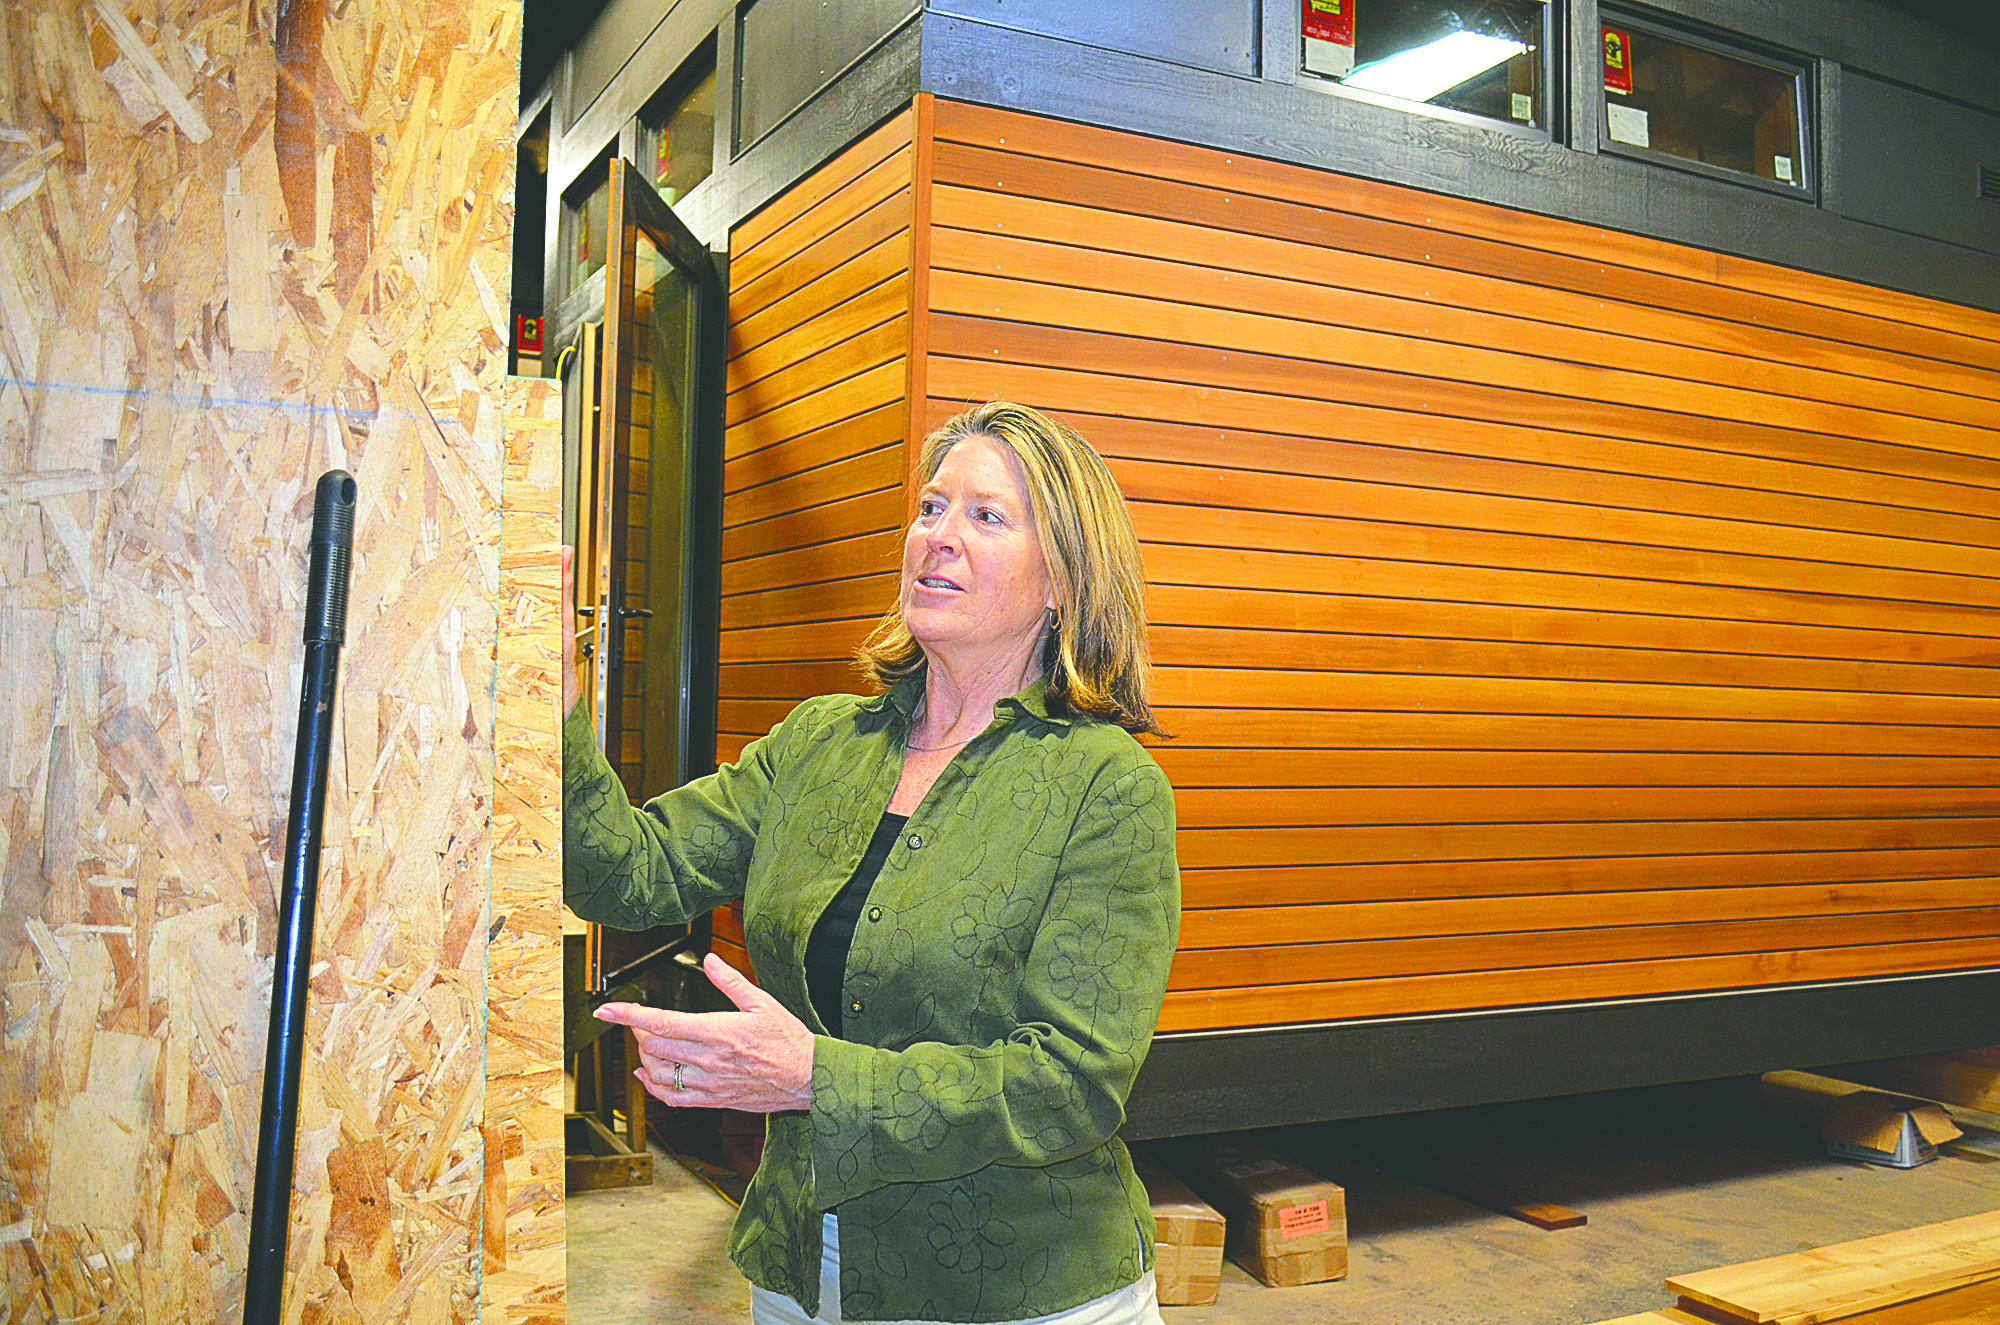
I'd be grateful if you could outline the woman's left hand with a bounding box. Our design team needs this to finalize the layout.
[594,953,815,1113]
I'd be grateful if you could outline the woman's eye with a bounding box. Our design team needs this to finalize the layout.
[977,508,1002,525]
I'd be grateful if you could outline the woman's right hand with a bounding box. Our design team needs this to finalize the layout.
[561,545,581,720]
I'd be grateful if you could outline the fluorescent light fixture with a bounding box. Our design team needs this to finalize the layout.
[1342,30,1527,103]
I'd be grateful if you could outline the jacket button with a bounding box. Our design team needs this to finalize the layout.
[868,906,883,922]
[907,833,924,849]
[849,1000,863,1014]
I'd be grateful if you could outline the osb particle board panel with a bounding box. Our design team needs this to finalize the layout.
[483,378,565,1325]
[0,0,518,1320]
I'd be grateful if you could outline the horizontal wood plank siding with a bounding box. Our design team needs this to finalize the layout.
[920,99,2000,1034]
[717,109,920,976]
[722,108,913,732]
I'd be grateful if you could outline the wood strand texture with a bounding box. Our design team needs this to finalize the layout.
[483,380,565,1325]
[0,0,520,1318]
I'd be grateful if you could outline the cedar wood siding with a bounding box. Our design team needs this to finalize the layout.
[711,109,919,975]
[720,94,2000,1033]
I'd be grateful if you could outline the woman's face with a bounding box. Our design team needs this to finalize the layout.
[900,435,1055,672]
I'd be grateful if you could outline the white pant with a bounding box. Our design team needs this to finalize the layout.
[749,1214,1165,1325]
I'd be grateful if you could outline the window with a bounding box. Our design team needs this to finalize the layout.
[1302,0,1549,133]
[643,60,717,208]
[565,164,611,293]
[1600,13,1808,192]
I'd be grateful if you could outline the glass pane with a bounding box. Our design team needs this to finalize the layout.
[1305,0,1546,130]
[1602,23,1802,185]
[612,232,699,798]
[570,176,609,290]
[650,68,717,206]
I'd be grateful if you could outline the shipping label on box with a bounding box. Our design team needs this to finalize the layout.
[1160,1137,1347,1287]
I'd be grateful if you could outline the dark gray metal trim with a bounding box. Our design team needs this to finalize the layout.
[1817,56,1842,215]
[555,0,735,192]
[1566,0,1601,154]
[924,0,1259,80]
[715,2,741,167]
[671,18,921,247]
[1258,0,1294,86]
[918,15,2000,313]
[1660,0,2000,116]
[1124,968,2000,1139]
[736,0,922,154]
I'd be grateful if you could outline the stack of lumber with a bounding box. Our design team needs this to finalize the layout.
[1590,1209,2000,1324]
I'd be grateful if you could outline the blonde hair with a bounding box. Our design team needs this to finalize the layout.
[856,402,1162,735]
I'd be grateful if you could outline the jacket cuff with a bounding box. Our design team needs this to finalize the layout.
[809,1035,889,1208]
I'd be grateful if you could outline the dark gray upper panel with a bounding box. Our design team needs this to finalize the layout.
[1842,73,2000,258]
[920,13,2000,313]
[1663,0,2000,116]
[574,0,688,122]
[738,0,923,148]
[925,0,1258,78]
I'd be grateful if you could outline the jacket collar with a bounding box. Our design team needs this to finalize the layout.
[857,669,1074,730]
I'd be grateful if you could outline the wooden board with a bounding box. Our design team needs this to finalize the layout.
[0,0,521,1318]
[1667,1210,2000,1325]
[1594,1272,2000,1323]
[1819,1047,2000,1116]
[927,98,2000,364]
[483,379,566,1324]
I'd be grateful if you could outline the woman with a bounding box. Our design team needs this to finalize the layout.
[563,401,1180,1324]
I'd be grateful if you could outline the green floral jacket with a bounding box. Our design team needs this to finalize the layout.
[562,675,1181,1322]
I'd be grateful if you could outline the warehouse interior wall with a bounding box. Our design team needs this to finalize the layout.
[0,1,558,1319]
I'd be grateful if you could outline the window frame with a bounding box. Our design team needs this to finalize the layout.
[1296,0,1560,144]
[1596,6,1817,202]
[558,148,616,306]
[638,38,720,213]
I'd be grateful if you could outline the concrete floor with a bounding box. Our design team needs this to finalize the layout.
[566,1076,2000,1324]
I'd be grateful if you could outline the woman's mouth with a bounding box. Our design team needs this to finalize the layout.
[917,575,962,591]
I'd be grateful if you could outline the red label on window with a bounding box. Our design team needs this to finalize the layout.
[515,313,543,355]
[1303,0,1353,47]
[1602,27,1633,94]
[1279,1200,1329,1239]
[655,130,673,187]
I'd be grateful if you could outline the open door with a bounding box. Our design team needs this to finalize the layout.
[565,160,723,1163]
[588,159,719,807]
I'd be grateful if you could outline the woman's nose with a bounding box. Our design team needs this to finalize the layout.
[925,508,962,552]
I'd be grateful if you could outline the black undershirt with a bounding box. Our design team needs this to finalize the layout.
[804,811,909,1038]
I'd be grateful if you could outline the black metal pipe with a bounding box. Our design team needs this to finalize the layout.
[244,470,356,1325]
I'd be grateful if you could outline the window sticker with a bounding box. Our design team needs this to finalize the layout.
[1774,155,1794,182]
[1603,26,1633,94]
[1303,0,1356,78]
[1511,91,1533,121]
[1607,102,1650,147]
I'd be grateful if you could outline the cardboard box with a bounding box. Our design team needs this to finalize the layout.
[1822,1090,1963,1168]
[1162,1137,1346,1288]
[1131,1149,1226,1306]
